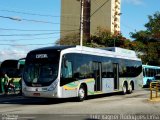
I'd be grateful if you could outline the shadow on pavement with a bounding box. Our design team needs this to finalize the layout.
[0,88,149,105]
[0,92,123,105]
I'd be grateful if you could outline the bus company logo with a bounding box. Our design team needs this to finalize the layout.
[35,88,38,91]
[106,84,110,88]
[36,54,48,59]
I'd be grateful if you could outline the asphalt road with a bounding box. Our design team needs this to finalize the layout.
[0,89,160,120]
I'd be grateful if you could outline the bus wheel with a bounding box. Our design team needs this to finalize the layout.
[127,82,133,94]
[77,85,86,102]
[122,83,127,95]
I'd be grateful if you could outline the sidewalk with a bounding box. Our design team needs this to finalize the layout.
[149,97,160,102]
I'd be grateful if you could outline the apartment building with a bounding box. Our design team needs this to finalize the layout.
[61,0,121,38]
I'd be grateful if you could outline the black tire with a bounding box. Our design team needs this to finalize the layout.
[77,85,86,102]
[122,83,127,95]
[146,79,151,87]
[127,82,133,94]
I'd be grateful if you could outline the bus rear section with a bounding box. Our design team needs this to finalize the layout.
[22,46,143,101]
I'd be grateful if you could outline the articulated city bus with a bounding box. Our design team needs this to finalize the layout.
[18,58,26,75]
[22,46,143,101]
[142,65,160,86]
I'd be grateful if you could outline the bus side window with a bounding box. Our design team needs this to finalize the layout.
[62,59,73,79]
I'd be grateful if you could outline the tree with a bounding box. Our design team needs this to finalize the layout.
[90,27,131,48]
[55,32,80,45]
[145,11,160,41]
[55,27,132,49]
[130,11,160,65]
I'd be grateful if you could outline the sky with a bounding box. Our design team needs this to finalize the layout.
[0,0,160,62]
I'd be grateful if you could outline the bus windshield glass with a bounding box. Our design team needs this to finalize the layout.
[23,51,60,86]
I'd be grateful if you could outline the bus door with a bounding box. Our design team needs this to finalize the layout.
[93,62,102,91]
[113,63,119,90]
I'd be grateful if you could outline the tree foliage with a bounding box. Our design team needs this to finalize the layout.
[55,32,80,45]
[55,12,160,65]
[56,27,131,48]
[130,11,160,65]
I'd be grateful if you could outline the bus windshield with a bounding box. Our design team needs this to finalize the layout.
[24,63,58,86]
[23,51,60,86]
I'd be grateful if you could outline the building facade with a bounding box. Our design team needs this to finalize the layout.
[61,0,121,38]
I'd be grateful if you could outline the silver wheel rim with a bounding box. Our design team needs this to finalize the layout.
[79,88,85,99]
[123,85,127,93]
[129,84,132,92]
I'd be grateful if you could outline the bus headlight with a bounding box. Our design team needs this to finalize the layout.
[48,81,58,91]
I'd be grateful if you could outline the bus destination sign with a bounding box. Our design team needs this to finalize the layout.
[36,54,48,59]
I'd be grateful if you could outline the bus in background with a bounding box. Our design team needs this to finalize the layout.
[142,65,160,86]
[22,46,143,101]
[1,59,19,78]
[0,59,25,91]
[18,58,25,76]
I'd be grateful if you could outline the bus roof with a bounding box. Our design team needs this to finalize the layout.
[103,47,137,57]
[1,59,18,68]
[27,45,141,61]
[29,45,76,53]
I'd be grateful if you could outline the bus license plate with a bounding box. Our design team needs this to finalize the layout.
[33,93,40,96]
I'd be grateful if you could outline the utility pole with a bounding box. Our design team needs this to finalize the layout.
[83,0,91,43]
[80,0,84,46]
[80,0,91,46]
